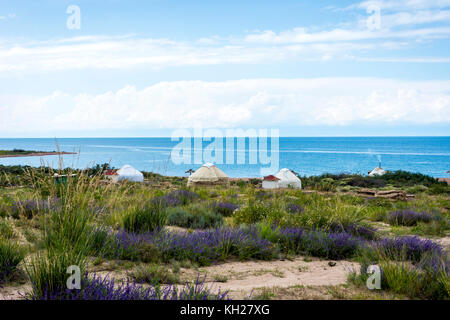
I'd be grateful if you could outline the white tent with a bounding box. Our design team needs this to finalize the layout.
[116,165,144,182]
[274,168,302,189]
[368,166,386,177]
[187,163,229,187]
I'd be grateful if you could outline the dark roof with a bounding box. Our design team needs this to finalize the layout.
[263,175,280,181]
[104,170,118,176]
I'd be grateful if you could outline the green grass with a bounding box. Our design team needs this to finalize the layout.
[0,239,26,283]
[129,263,180,285]
[122,201,167,233]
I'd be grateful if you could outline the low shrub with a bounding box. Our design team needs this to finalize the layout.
[212,202,239,217]
[380,170,440,188]
[0,218,15,239]
[153,190,199,207]
[254,190,273,200]
[314,178,336,192]
[277,227,362,260]
[233,200,286,226]
[347,176,386,188]
[387,209,433,226]
[9,199,59,219]
[380,254,449,299]
[123,201,167,233]
[27,273,229,300]
[108,230,160,262]
[427,183,450,195]
[130,264,180,285]
[26,248,88,299]
[413,218,449,237]
[328,222,378,240]
[166,207,223,229]
[374,236,443,263]
[113,228,277,265]
[286,203,304,214]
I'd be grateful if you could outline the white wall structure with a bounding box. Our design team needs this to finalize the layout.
[262,180,279,189]
[262,175,280,189]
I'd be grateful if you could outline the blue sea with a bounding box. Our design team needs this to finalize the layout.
[0,137,449,178]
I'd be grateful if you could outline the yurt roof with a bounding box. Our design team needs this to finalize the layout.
[117,165,143,176]
[274,168,300,182]
[188,163,229,182]
[368,167,386,176]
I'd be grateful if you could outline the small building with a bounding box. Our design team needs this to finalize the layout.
[52,173,77,185]
[187,163,230,187]
[262,175,280,189]
[104,169,119,183]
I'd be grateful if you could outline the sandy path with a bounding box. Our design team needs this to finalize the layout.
[195,258,359,299]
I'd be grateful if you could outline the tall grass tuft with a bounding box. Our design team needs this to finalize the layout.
[122,200,167,233]
[0,239,26,283]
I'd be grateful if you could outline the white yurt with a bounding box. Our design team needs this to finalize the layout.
[116,165,144,182]
[368,166,386,177]
[187,163,230,187]
[274,168,302,189]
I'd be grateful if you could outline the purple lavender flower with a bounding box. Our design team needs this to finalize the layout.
[113,227,276,265]
[27,273,230,300]
[152,190,199,207]
[277,227,363,260]
[375,236,443,262]
[328,222,378,240]
[286,203,304,214]
[9,198,60,219]
[212,202,239,216]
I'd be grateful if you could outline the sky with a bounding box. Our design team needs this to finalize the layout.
[0,0,450,137]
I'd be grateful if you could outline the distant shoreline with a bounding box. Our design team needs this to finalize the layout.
[0,151,76,159]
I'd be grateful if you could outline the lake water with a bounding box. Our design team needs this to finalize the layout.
[0,137,449,178]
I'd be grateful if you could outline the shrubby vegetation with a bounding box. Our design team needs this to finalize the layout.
[0,164,448,300]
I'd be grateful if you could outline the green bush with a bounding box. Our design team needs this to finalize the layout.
[26,248,88,299]
[233,199,286,226]
[123,201,167,233]
[314,178,336,192]
[27,204,95,298]
[166,206,223,229]
[0,218,15,240]
[427,183,449,195]
[380,170,440,187]
[129,264,180,285]
[380,258,449,300]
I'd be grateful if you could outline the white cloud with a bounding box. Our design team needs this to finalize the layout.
[1,78,449,134]
[0,22,448,73]
[244,27,450,44]
[353,0,450,11]
[0,1,448,73]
